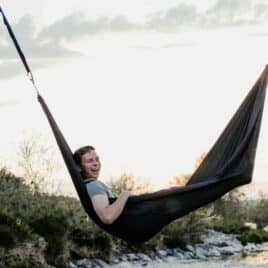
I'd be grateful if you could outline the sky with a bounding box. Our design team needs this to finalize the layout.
[0,0,268,197]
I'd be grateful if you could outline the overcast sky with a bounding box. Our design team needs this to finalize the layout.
[0,0,268,196]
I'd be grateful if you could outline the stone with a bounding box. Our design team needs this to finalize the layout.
[194,247,208,260]
[157,250,167,258]
[94,258,108,267]
[76,258,91,267]
[115,261,132,268]
[166,248,174,256]
[184,251,194,259]
[186,245,194,252]
[207,248,221,257]
[137,253,152,262]
[119,255,128,262]
[111,257,120,264]
[219,246,236,256]
[175,252,185,259]
[126,253,139,261]
[244,222,257,230]
[69,261,78,268]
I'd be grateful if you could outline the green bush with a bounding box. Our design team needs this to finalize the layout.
[212,190,247,234]
[162,208,209,248]
[247,197,268,229]
[9,260,32,268]
[0,224,17,248]
[70,223,116,259]
[30,213,69,252]
[0,212,32,247]
[239,229,268,245]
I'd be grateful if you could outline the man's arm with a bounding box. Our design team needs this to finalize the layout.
[91,191,131,225]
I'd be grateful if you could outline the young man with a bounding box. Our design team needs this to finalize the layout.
[73,146,131,225]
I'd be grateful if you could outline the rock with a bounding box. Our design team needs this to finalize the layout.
[257,242,268,252]
[184,251,194,259]
[186,245,194,252]
[114,261,132,268]
[219,246,236,256]
[111,257,120,264]
[174,252,185,259]
[69,261,78,268]
[243,243,257,253]
[126,253,139,261]
[207,248,221,257]
[94,258,108,267]
[137,253,152,262]
[194,247,208,260]
[157,250,167,258]
[76,258,91,267]
[264,225,268,232]
[166,248,174,256]
[119,254,128,262]
[244,222,257,230]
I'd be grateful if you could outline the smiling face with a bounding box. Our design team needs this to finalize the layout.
[80,149,101,178]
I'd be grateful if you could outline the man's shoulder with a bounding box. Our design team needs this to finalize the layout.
[85,179,107,189]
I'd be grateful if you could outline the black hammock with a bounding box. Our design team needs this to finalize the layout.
[1,5,267,244]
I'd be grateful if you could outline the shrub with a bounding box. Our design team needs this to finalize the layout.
[29,212,69,265]
[212,190,247,234]
[248,197,268,229]
[107,173,151,195]
[0,225,17,248]
[239,229,268,245]
[162,208,209,248]
[0,212,32,247]
[9,260,32,268]
[69,223,116,259]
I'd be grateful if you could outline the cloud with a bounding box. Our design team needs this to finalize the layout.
[36,1,260,42]
[1,15,80,60]
[38,13,136,43]
[145,4,198,31]
[0,14,80,78]
[0,59,54,79]
[201,0,255,28]
[1,0,268,79]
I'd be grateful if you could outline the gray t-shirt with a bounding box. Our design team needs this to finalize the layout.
[85,179,115,199]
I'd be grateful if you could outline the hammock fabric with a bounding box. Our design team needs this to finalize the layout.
[1,5,267,244]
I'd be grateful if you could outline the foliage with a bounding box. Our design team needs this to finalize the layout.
[17,134,60,193]
[107,173,151,195]
[162,208,210,248]
[247,196,268,229]
[212,189,247,234]
[1,164,268,266]
[0,212,32,248]
[0,225,17,249]
[8,260,32,268]
[239,229,268,245]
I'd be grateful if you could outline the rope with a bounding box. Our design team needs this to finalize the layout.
[0,5,41,97]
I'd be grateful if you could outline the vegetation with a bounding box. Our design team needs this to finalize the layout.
[0,166,268,267]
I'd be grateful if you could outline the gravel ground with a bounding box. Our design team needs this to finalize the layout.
[111,252,268,268]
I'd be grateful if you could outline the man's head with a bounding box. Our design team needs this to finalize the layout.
[73,145,101,179]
